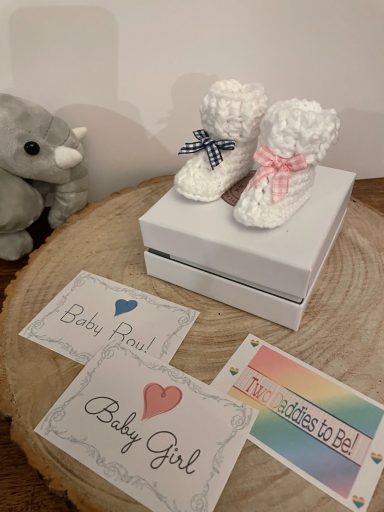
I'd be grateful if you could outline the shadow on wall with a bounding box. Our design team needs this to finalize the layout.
[155,72,219,174]
[7,6,221,199]
[8,5,170,200]
[323,109,384,178]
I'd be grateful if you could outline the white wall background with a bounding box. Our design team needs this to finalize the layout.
[0,0,383,200]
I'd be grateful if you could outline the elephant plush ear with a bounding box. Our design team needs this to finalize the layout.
[73,126,87,140]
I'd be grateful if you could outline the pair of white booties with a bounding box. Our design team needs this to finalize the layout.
[174,79,340,228]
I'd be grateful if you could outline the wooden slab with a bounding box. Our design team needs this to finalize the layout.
[1,176,383,512]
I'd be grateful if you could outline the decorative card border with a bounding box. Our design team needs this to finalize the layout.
[38,339,253,512]
[23,271,198,364]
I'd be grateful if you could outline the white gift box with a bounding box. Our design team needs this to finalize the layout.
[139,166,355,330]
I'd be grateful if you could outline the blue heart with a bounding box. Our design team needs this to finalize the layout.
[114,299,138,316]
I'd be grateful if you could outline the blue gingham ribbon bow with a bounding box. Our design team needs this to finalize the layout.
[178,129,236,170]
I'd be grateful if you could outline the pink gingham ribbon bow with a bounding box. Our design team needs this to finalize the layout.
[248,145,307,203]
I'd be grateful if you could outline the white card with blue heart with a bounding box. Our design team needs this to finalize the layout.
[19,270,199,364]
[35,340,255,512]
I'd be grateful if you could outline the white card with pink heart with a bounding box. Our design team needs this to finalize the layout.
[35,339,255,512]
[19,270,199,364]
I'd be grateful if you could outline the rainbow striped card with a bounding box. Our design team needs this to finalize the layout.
[212,334,384,511]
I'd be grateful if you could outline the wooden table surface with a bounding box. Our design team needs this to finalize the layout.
[0,177,383,512]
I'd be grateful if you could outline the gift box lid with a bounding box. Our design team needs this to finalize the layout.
[139,166,355,301]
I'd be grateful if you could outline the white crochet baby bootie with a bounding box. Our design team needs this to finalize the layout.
[174,79,268,201]
[234,99,340,228]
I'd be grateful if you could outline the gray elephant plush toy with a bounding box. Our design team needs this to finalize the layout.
[0,94,88,260]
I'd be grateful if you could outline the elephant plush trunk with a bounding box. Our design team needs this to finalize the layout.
[55,146,83,169]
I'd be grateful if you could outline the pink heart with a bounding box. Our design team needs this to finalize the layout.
[142,383,183,420]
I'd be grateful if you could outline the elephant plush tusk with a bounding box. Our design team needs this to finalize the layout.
[72,127,87,141]
[55,146,83,169]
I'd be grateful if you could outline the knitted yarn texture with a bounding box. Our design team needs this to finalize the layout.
[234,99,340,228]
[175,79,268,202]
